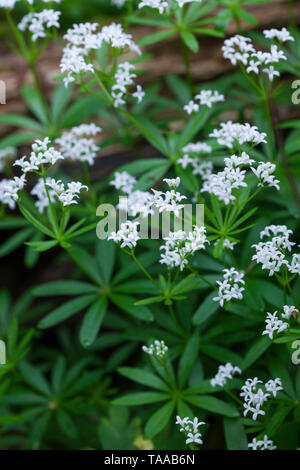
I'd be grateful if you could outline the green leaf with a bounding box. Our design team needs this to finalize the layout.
[0,228,32,257]
[0,114,42,131]
[181,31,199,53]
[236,8,259,25]
[134,296,165,306]
[185,395,239,417]
[138,29,175,46]
[118,367,169,391]
[223,417,248,450]
[18,204,55,238]
[144,401,175,439]
[113,392,169,406]
[67,245,103,286]
[96,239,115,285]
[57,409,78,439]
[33,280,99,297]
[50,83,72,122]
[193,291,218,325]
[0,131,37,149]
[79,297,107,347]
[22,84,48,125]
[110,294,154,322]
[19,361,51,396]
[241,336,271,370]
[178,333,199,388]
[38,295,96,329]
[26,240,58,252]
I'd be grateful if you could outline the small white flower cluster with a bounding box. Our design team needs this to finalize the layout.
[110,171,137,194]
[248,435,276,450]
[55,123,101,166]
[178,142,213,177]
[201,153,250,205]
[240,377,283,420]
[112,62,145,108]
[110,171,158,218]
[152,178,186,217]
[118,190,155,218]
[222,31,293,81]
[182,142,212,155]
[210,362,241,388]
[139,0,203,14]
[184,90,224,115]
[251,162,280,190]
[210,121,267,149]
[222,238,237,251]
[160,226,208,271]
[61,22,141,87]
[262,305,298,340]
[31,178,88,213]
[213,268,245,307]
[176,416,205,446]
[18,9,61,42]
[202,153,279,205]
[0,175,26,209]
[263,27,294,43]
[262,311,289,340]
[142,340,168,359]
[108,221,140,249]
[252,225,298,276]
[0,147,16,172]
[14,138,63,174]
[1,0,61,8]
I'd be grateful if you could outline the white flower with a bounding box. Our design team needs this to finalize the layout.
[160,226,208,271]
[152,183,186,217]
[142,340,168,359]
[262,65,280,81]
[201,153,252,205]
[282,305,298,320]
[240,377,279,421]
[210,362,241,387]
[110,171,137,194]
[265,378,283,397]
[262,311,289,340]
[118,190,155,218]
[14,138,64,174]
[213,268,245,307]
[251,162,280,189]
[132,85,145,103]
[289,253,300,275]
[55,124,101,166]
[18,9,61,42]
[249,435,276,450]
[138,0,170,14]
[184,100,199,115]
[182,142,212,155]
[31,177,88,212]
[61,22,140,87]
[108,221,140,249]
[176,416,205,446]
[184,90,224,114]
[0,175,26,209]
[246,60,260,74]
[252,225,295,276]
[263,27,294,43]
[210,121,267,149]
[163,177,181,188]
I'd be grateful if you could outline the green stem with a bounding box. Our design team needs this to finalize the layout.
[131,251,161,291]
